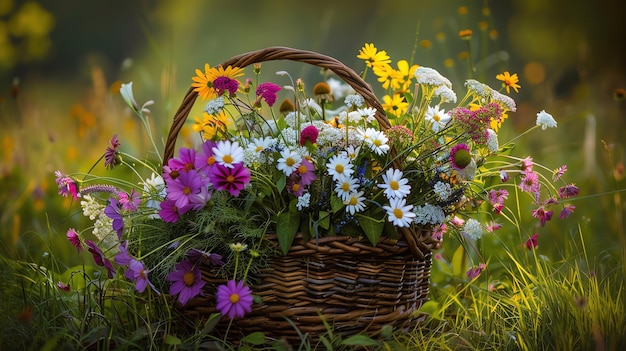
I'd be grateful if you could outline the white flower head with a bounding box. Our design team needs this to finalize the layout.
[424,105,451,132]
[383,197,416,227]
[276,148,302,176]
[345,191,366,215]
[334,174,359,201]
[490,89,517,112]
[204,96,225,114]
[434,85,457,104]
[462,218,483,241]
[486,129,499,152]
[363,128,389,155]
[378,168,411,199]
[414,203,446,226]
[433,181,452,201]
[212,140,245,168]
[465,79,492,99]
[326,154,354,181]
[344,94,365,108]
[296,193,311,211]
[536,110,557,130]
[414,66,452,88]
[328,78,355,101]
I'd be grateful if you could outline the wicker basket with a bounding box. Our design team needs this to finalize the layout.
[163,47,438,342]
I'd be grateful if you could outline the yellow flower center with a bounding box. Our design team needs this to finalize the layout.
[335,164,344,173]
[183,187,191,195]
[223,155,233,164]
[226,175,235,183]
[286,157,295,167]
[292,183,300,192]
[183,271,195,286]
[229,293,240,303]
[389,180,399,190]
[255,146,263,152]
[207,156,216,165]
[341,182,351,191]
[349,197,358,205]
[374,140,382,147]
[298,165,307,174]
[393,208,404,219]
[433,114,441,122]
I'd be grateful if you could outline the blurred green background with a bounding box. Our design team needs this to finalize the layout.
[1,0,625,269]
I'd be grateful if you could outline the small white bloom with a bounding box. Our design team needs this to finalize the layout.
[465,79,492,99]
[229,242,248,252]
[486,129,499,152]
[328,78,355,101]
[433,181,452,201]
[414,203,446,226]
[536,110,557,130]
[204,96,225,114]
[120,82,139,111]
[424,105,451,132]
[212,140,245,168]
[344,94,364,108]
[414,66,452,88]
[357,107,377,124]
[326,154,354,181]
[276,148,302,176]
[462,218,483,241]
[378,168,411,199]
[301,98,323,116]
[345,191,366,215]
[343,145,361,161]
[383,198,416,227]
[363,128,389,155]
[434,85,457,104]
[296,193,311,211]
[490,89,517,112]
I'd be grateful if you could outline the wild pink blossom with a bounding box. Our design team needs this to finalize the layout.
[215,280,254,319]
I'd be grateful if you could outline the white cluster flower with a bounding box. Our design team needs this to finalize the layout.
[462,218,483,241]
[536,110,557,130]
[486,129,499,152]
[465,79,492,99]
[434,85,457,104]
[296,193,311,211]
[433,181,452,201]
[93,213,117,250]
[490,89,517,112]
[284,111,307,127]
[204,96,225,114]
[316,124,344,148]
[80,194,104,220]
[344,94,365,108]
[413,203,446,226]
[414,66,452,88]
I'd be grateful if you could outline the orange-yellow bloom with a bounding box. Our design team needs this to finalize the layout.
[496,71,521,94]
[191,64,245,100]
[357,43,391,69]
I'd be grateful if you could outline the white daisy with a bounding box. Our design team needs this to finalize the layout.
[357,107,377,124]
[536,110,557,130]
[378,168,411,199]
[363,128,389,155]
[326,154,354,181]
[424,105,451,132]
[382,197,416,227]
[334,174,358,201]
[276,148,302,176]
[212,140,245,168]
[345,191,366,215]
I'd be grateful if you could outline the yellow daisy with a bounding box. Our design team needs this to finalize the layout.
[357,43,391,69]
[382,94,409,118]
[191,64,246,101]
[496,71,521,94]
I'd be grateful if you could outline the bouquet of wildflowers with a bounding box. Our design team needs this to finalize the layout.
[54,43,578,323]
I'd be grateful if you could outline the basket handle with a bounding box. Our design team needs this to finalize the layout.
[162,46,390,164]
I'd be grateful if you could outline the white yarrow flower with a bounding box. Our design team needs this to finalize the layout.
[414,66,452,88]
[462,218,483,241]
[486,129,499,152]
[536,110,557,130]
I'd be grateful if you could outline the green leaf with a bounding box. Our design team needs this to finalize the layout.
[418,300,444,320]
[451,244,468,278]
[330,195,344,212]
[341,334,379,346]
[317,210,330,230]
[356,213,385,246]
[276,207,300,255]
[164,334,182,345]
[276,174,286,192]
[241,332,267,345]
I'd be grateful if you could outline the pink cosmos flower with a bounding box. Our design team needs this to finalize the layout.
[519,170,540,199]
[532,206,553,227]
[168,147,197,173]
[194,140,217,172]
[466,263,486,280]
[167,260,205,306]
[560,204,576,219]
[118,189,140,212]
[215,280,254,319]
[520,157,533,172]
[54,171,79,201]
[552,165,567,181]
[208,163,250,197]
[558,184,579,199]
[85,240,115,278]
[296,158,317,186]
[66,228,83,252]
[104,134,121,169]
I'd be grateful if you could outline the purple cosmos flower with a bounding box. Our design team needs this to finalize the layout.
[166,170,209,209]
[127,259,157,293]
[66,228,83,252]
[558,183,579,199]
[296,158,317,186]
[194,140,217,172]
[449,144,471,170]
[104,134,121,169]
[532,206,553,227]
[215,280,254,319]
[104,197,124,239]
[118,189,140,212]
[525,233,539,250]
[560,204,576,219]
[159,198,182,223]
[300,125,319,146]
[167,260,205,305]
[85,240,115,278]
[54,171,79,201]
[488,189,508,214]
[168,147,197,174]
[256,82,281,107]
[208,163,250,197]
[213,76,239,96]
[519,170,540,200]
[466,263,486,280]
[186,248,225,266]
[114,241,132,266]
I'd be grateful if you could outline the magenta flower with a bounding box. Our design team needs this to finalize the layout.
[215,280,254,319]
[85,240,115,278]
[159,199,182,223]
[432,223,447,241]
[296,158,317,186]
[194,140,217,172]
[449,143,471,170]
[466,263,486,280]
[485,221,502,232]
[54,171,79,201]
[558,183,579,199]
[57,281,71,292]
[532,206,553,227]
[166,170,209,209]
[488,189,508,214]
[525,233,539,250]
[208,163,250,197]
[119,189,140,212]
[520,157,534,172]
[66,228,83,252]
[552,165,567,181]
[256,82,281,106]
[167,260,205,305]
[168,147,197,173]
[213,76,239,96]
[104,134,121,169]
[519,170,540,199]
[560,204,576,219]
[300,125,319,146]
[104,198,124,239]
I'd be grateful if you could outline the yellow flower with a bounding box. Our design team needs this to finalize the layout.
[382,94,409,118]
[496,71,521,94]
[191,64,245,100]
[357,43,391,69]
[393,60,419,91]
[193,111,231,140]
[373,63,394,89]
